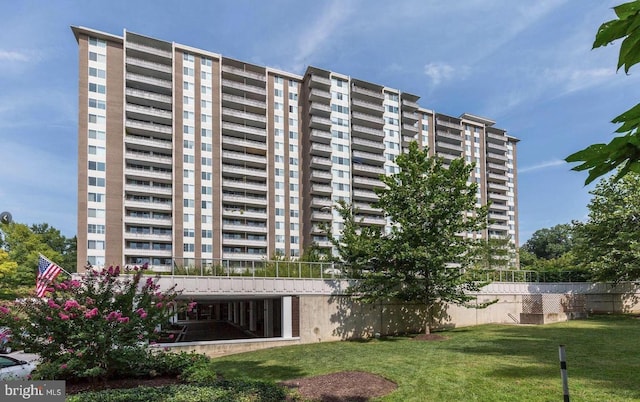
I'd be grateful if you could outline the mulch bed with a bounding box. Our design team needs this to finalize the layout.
[66,371,399,401]
[281,371,397,402]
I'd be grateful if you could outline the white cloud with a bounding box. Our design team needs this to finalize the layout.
[0,50,29,62]
[424,62,469,86]
[290,0,356,73]
[519,159,566,173]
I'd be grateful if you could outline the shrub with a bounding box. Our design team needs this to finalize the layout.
[0,265,195,382]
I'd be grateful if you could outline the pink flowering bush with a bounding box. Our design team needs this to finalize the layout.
[0,265,187,381]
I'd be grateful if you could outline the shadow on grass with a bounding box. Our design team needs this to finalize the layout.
[211,359,307,382]
[442,315,640,399]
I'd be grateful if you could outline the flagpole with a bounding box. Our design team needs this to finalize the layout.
[38,254,73,276]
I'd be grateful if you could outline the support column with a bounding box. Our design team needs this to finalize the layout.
[239,301,246,327]
[249,301,257,331]
[282,296,292,338]
[264,299,273,337]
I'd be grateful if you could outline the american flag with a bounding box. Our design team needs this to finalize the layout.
[36,255,62,298]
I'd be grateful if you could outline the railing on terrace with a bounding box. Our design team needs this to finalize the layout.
[163,258,591,283]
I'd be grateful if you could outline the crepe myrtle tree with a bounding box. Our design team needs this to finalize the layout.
[326,142,491,334]
[0,265,195,381]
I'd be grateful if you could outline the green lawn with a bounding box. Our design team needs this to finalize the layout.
[209,315,640,401]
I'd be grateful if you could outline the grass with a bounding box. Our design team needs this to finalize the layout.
[206,315,640,401]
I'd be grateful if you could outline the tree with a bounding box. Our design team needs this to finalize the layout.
[566,1,640,184]
[521,224,574,260]
[327,142,489,334]
[0,265,191,382]
[572,172,640,282]
[476,236,516,270]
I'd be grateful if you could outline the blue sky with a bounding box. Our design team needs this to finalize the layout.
[0,0,637,244]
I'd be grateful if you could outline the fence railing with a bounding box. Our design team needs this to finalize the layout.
[163,258,590,283]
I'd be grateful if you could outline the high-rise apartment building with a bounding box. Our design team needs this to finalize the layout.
[73,27,518,272]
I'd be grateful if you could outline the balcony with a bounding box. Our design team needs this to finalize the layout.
[310,142,332,156]
[124,248,173,257]
[309,88,331,102]
[489,203,509,211]
[435,141,463,154]
[221,64,266,82]
[126,119,172,139]
[351,98,384,114]
[126,104,172,125]
[353,202,383,214]
[311,197,333,208]
[126,57,172,76]
[352,163,384,178]
[221,79,266,96]
[351,86,383,101]
[353,150,385,165]
[309,116,332,130]
[310,129,332,144]
[487,172,508,182]
[487,162,507,172]
[401,123,419,135]
[124,215,172,227]
[359,216,387,226]
[311,211,332,221]
[401,111,419,124]
[222,208,267,220]
[310,101,331,117]
[487,131,506,143]
[125,88,172,109]
[222,237,268,247]
[311,184,332,195]
[221,150,267,166]
[125,184,172,196]
[126,72,172,94]
[125,166,172,182]
[436,130,463,143]
[221,252,266,261]
[435,119,462,131]
[352,176,385,189]
[124,199,172,211]
[488,192,509,202]
[311,156,332,170]
[124,134,172,151]
[221,121,266,141]
[222,179,267,193]
[351,137,384,153]
[311,169,332,182]
[352,111,383,128]
[488,212,509,222]
[487,152,508,163]
[488,182,509,192]
[353,189,378,202]
[401,98,419,110]
[222,164,267,179]
[222,107,267,127]
[221,93,266,113]
[352,124,383,141]
[487,141,508,152]
[125,150,172,166]
[222,223,268,234]
[221,193,267,206]
[308,74,331,89]
[126,42,172,60]
[222,135,267,152]
[489,222,510,231]
[124,232,172,242]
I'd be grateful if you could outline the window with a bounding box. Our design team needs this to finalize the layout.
[275,235,285,243]
[201,143,212,152]
[88,129,105,140]
[331,104,349,114]
[274,102,283,110]
[289,170,298,178]
[274,76,283,84]
[88,161,105,171]
[183,155,195,164]
[201,71,211,81]
[183,199,195,208]
[385,117,399,125]
[88,224,105,234]
[290,210,299,218]
[202,229,213,238]
[183,96,194,105]
[275,181,284,190]
[201,128,212,138]
[183,184,194,193]
[88,98,106,110]
[386,105,399,113]
[274,88,283,97]
[88,114,105,124]
[290,183,299,191]
[290,236,299,244]
[201,57,212,66]
[88,52,106,63]
[183,67,194,76]
[201,86,211,94]
[183,125,194,134]
[89,37,106,48]
[289,157,298,165]
[88,208,105,218]
[275,222,284,229]
[88,193,105,202]
[201,99,212,109]
[183,53,194,62]
[183,81,194,91]
[88,240,105,250]
[290,223,299,230]
[88,145,105,156]
[202,244,213,253]
[202,171,212,180]
[275,208,284,216]
[183,169,194,178]
[183,140,194,149]
[289,131,298,140]
[201,114,212,123]
[290,196,299,204]
[201,186,212,195]
[88,67,106,78]
[289,93,298,101]
[332,156,349,165]
[275,155,284,163]
[88,82,106,94]
[183,243,195,252]
[201,157,212,166]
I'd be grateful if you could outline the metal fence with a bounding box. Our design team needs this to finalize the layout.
[163,258,590,283]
